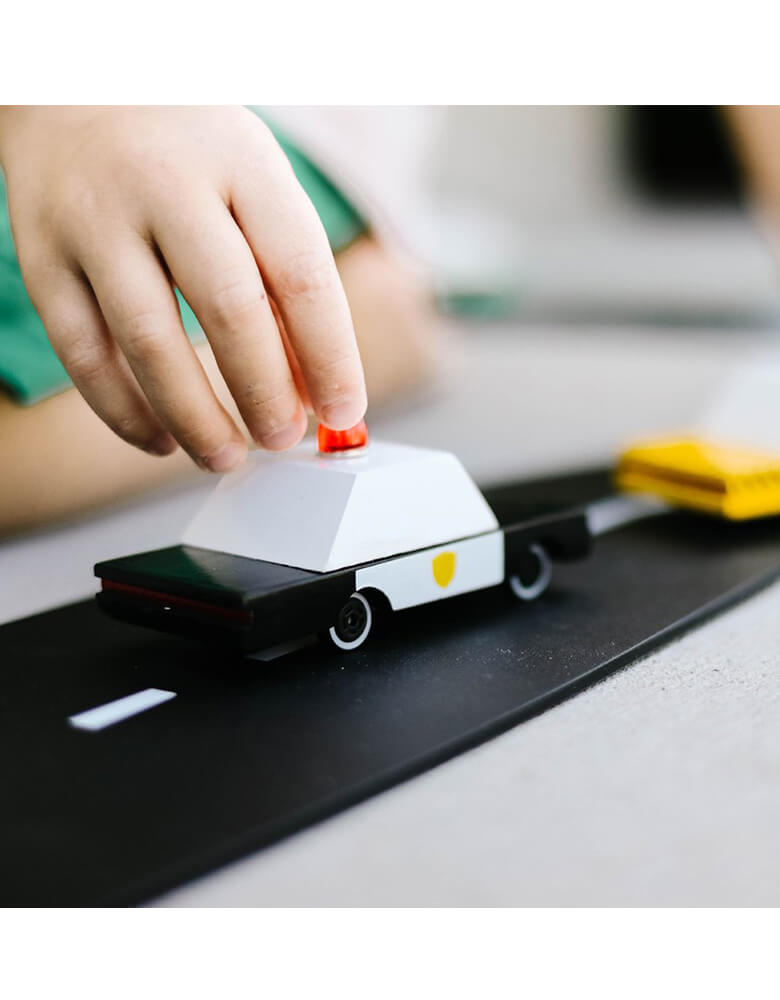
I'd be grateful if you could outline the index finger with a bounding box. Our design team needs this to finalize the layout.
[230,140,367,430]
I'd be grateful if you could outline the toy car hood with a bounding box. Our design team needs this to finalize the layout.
[183,440,499,573]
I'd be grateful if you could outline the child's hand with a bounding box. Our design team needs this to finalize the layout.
[0,106,367,471]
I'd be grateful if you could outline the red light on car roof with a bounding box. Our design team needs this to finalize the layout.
[317,420,369,455]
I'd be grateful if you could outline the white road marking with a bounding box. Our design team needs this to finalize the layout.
[586,495,668,536]
[68,688,176,731]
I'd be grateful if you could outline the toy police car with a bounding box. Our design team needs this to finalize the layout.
[95,425,591,654]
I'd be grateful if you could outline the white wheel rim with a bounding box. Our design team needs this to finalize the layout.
[329,593,373,650]
[509,543,552,601]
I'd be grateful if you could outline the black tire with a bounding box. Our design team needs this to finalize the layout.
[507,543,552,601]
[328,593,373,650]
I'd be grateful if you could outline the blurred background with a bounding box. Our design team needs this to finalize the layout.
[269,105,780,324]
[266,105,780,482]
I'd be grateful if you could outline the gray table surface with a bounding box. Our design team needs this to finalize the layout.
[3,322,780,906]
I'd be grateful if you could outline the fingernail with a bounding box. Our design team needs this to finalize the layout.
[261,421,304,452]
[204,441,247,473]
[321,401,365,431]
[148,431,178,456]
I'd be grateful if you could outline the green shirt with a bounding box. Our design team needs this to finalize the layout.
[0,110,365,404]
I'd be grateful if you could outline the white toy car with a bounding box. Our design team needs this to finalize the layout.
[96,427,590,653]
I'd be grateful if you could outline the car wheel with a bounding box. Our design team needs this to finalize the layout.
[328,592,373,650]
[508,543,552,601]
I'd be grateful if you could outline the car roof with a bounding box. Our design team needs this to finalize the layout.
[183,440,499,572]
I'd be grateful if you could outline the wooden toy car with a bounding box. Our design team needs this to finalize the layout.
[616,436,780,520]
[95,427,591,653]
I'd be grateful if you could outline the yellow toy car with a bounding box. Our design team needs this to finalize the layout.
[616,436,780,520]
